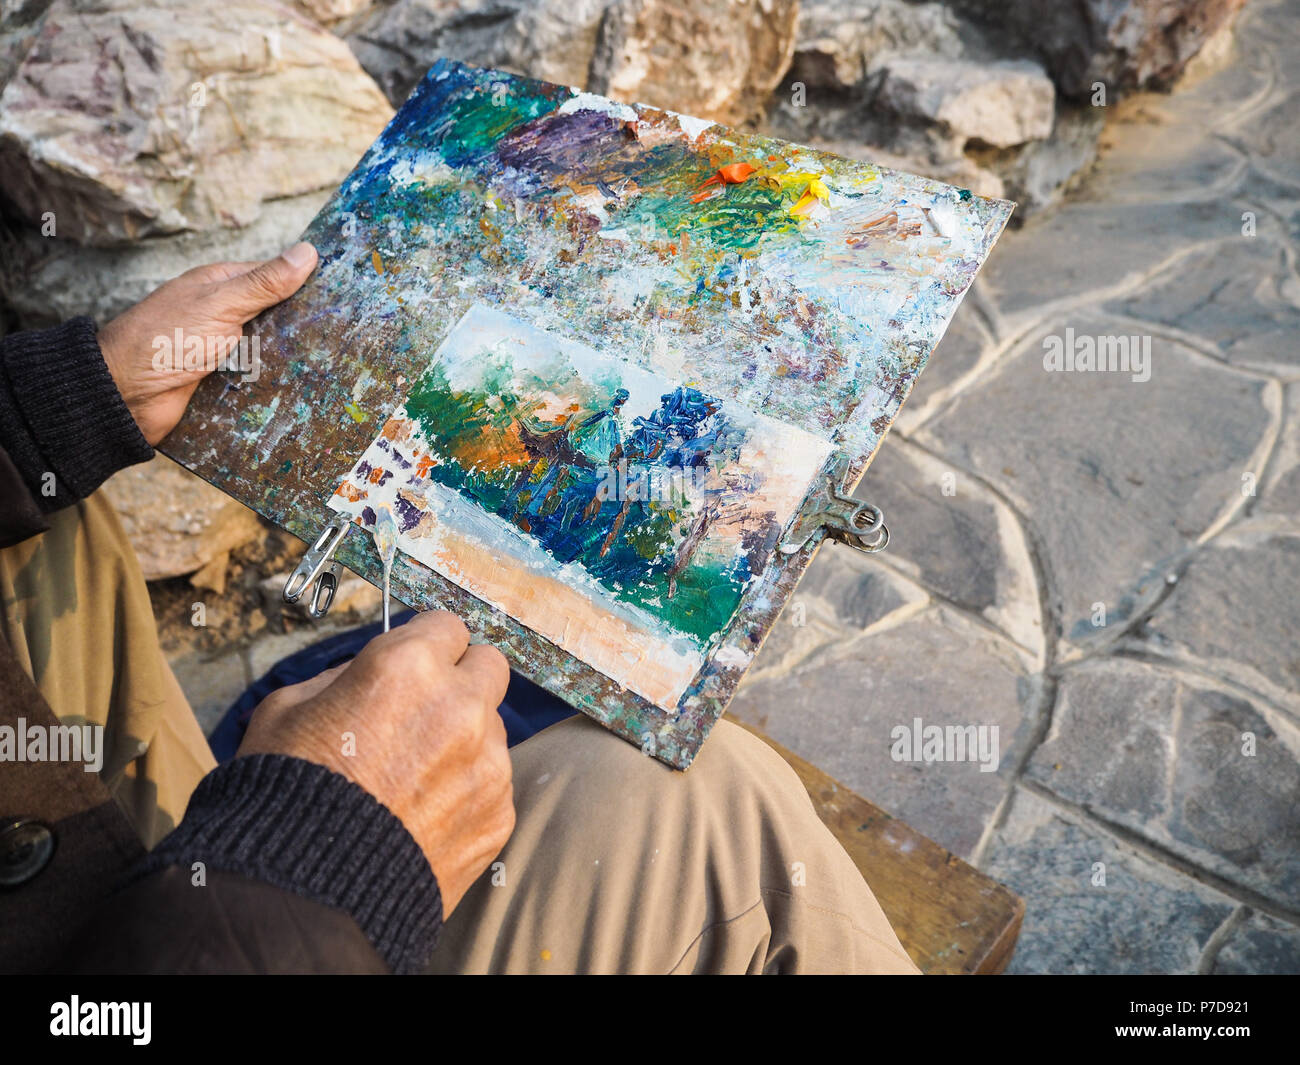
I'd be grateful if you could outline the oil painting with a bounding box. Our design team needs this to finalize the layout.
[328,304,833,709]
[164,59,1013,765]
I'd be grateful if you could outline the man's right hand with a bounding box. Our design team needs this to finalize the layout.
[236,610,515,916]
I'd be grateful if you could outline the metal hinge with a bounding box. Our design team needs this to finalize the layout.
[779,453,889,556]
[284,517,352,619]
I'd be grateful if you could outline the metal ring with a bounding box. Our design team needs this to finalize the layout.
[837,522,890,554]
[308,562,342,619]
[850,502,884,536]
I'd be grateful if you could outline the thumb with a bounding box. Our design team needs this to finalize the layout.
[219,241,318,320]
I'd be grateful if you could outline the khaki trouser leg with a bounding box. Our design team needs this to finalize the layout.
[1,493,916,973]
[429,714,920,974]
[0,492,216,848]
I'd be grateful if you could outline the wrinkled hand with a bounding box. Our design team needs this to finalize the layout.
[236,611,515,917]
[98,242,318,445]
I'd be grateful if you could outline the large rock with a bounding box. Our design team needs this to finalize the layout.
[348,0,798,125]
[588,0,799,124]
[103,455,265,581]
[290,0,374,25]
[877,56,1055,149]
[0,187,332,329]
[949,0,1249,99]
[0,0,392,246]
[345,0,611,106]
[969,101,1102,215]
[769,0,1084,216]
[788,0,966,92]
[0,0,52,95]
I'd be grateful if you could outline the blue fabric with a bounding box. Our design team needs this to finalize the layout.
[207,610,576,763]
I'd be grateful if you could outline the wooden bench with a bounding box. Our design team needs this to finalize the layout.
[731,718,1024,974]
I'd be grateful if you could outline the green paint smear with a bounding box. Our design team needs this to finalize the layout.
[401,362,748,647]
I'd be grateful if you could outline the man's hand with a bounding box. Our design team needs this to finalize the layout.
[236,611,515,917]
[97,242,318,445]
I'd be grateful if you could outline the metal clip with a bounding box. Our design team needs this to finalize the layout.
[284,517,352,619]
[779,454,889,556]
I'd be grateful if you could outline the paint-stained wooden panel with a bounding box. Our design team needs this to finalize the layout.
[731,718,1024,974]
[164,59,1014,768]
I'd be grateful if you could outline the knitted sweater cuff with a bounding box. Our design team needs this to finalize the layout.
[139,754,443,974]
[0,316,153,508]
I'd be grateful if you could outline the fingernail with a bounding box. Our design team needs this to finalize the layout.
[282,241,316,269]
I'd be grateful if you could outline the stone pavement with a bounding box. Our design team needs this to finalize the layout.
[728,0,1300,973]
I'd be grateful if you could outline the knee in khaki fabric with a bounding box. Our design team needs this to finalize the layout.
[429,715,919,974]
[0,491,215,847]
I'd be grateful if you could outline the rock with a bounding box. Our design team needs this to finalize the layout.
[1111,237,1300,377]
[349,0,798,125]
[190,551,231,595]
[788,0,966,92]
[948,0,1249,99]
[589,0,799,124]
[0,188,332,329]
[1027,658,1300,909]
[102,455,265,581]
[984,788,1236,974]
[346,0,611,107]
[289,0,374,26]
[731,604,1040,858]
[857,439,1044,657]
[768,1,1089,216]
[1213,911,1300,974]
[916,312,1277,646]
[877,56,1055,149]
[331,572,384,616]
[1137,526,1300,715]
[968,102,1103,215]
[0,0,392,246]
[0,0,52,96]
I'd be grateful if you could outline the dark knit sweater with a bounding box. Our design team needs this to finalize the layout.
[0,317,153,536]
[0,318,442,974]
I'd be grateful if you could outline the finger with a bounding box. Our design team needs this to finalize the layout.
[455,644,511,707]
[287,661,351,703]
[217,242,318,320]
[393,609,473,663]
[257,662,350,716]
[187,260,266,285]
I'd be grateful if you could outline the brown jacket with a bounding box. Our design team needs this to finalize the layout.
[0,320,440,974]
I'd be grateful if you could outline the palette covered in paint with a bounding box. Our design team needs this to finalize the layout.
[163,59,1013,768]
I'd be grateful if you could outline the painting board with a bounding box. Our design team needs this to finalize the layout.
[163,59,1014,767]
